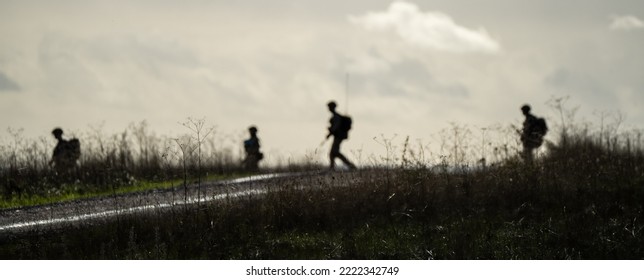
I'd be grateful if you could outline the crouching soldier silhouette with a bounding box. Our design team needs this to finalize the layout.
[243,126,263,172]
[519,104,548,162]
[49,128,81,180]
[326,101,356,170]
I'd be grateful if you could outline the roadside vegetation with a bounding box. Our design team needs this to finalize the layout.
[0,119,321,209]
[1,102,643,259]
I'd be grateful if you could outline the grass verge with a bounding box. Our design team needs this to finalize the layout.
[0,173,246,209]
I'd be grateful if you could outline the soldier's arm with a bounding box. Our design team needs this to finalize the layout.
[329,115,341,133]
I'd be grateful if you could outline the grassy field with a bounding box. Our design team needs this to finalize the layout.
[0,120,320,209]
[1,115,644,259]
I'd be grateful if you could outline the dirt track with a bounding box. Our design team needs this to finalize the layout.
[0,171,349,234]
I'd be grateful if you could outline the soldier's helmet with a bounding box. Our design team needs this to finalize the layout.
[521,104,531,113]
[52,128,63,137]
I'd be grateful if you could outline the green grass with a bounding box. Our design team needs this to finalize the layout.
[0,173,244,209]
[3,142,643,259]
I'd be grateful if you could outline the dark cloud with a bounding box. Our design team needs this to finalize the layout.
[87,35,200,69]
[390,60,470,98]
[544,68,617,108]
[342,56,470,99]
[0,71,20,92]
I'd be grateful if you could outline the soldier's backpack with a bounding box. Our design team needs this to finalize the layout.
[534,118,548,136]
[339,115,352,135]
[66,138,81,162]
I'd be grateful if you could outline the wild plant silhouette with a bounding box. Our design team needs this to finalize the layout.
[1,103,643,259]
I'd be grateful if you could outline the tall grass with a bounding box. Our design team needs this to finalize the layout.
[2,106,644,259]
[0,120,248,207]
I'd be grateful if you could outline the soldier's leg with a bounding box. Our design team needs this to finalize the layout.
[250,154,259,171]
[330,138,342,169]
[522,145,534,163]
[335,140,356,169]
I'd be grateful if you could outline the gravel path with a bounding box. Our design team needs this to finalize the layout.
[0,171,343,234]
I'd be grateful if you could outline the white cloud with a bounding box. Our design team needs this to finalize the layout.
[348,1,500,53]
[3,1,644,164]
[610,15,644,30]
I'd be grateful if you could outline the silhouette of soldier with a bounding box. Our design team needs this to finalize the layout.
[243,126,263,171]
[519,104,548,162]
[326,101,356,170]
[49,128,80,176]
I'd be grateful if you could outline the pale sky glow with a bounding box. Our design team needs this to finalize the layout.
[349,2,501,53]
[1,0,644,165]
[610,15,644,30]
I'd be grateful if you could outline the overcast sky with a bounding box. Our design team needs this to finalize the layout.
[1,0,643,164]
